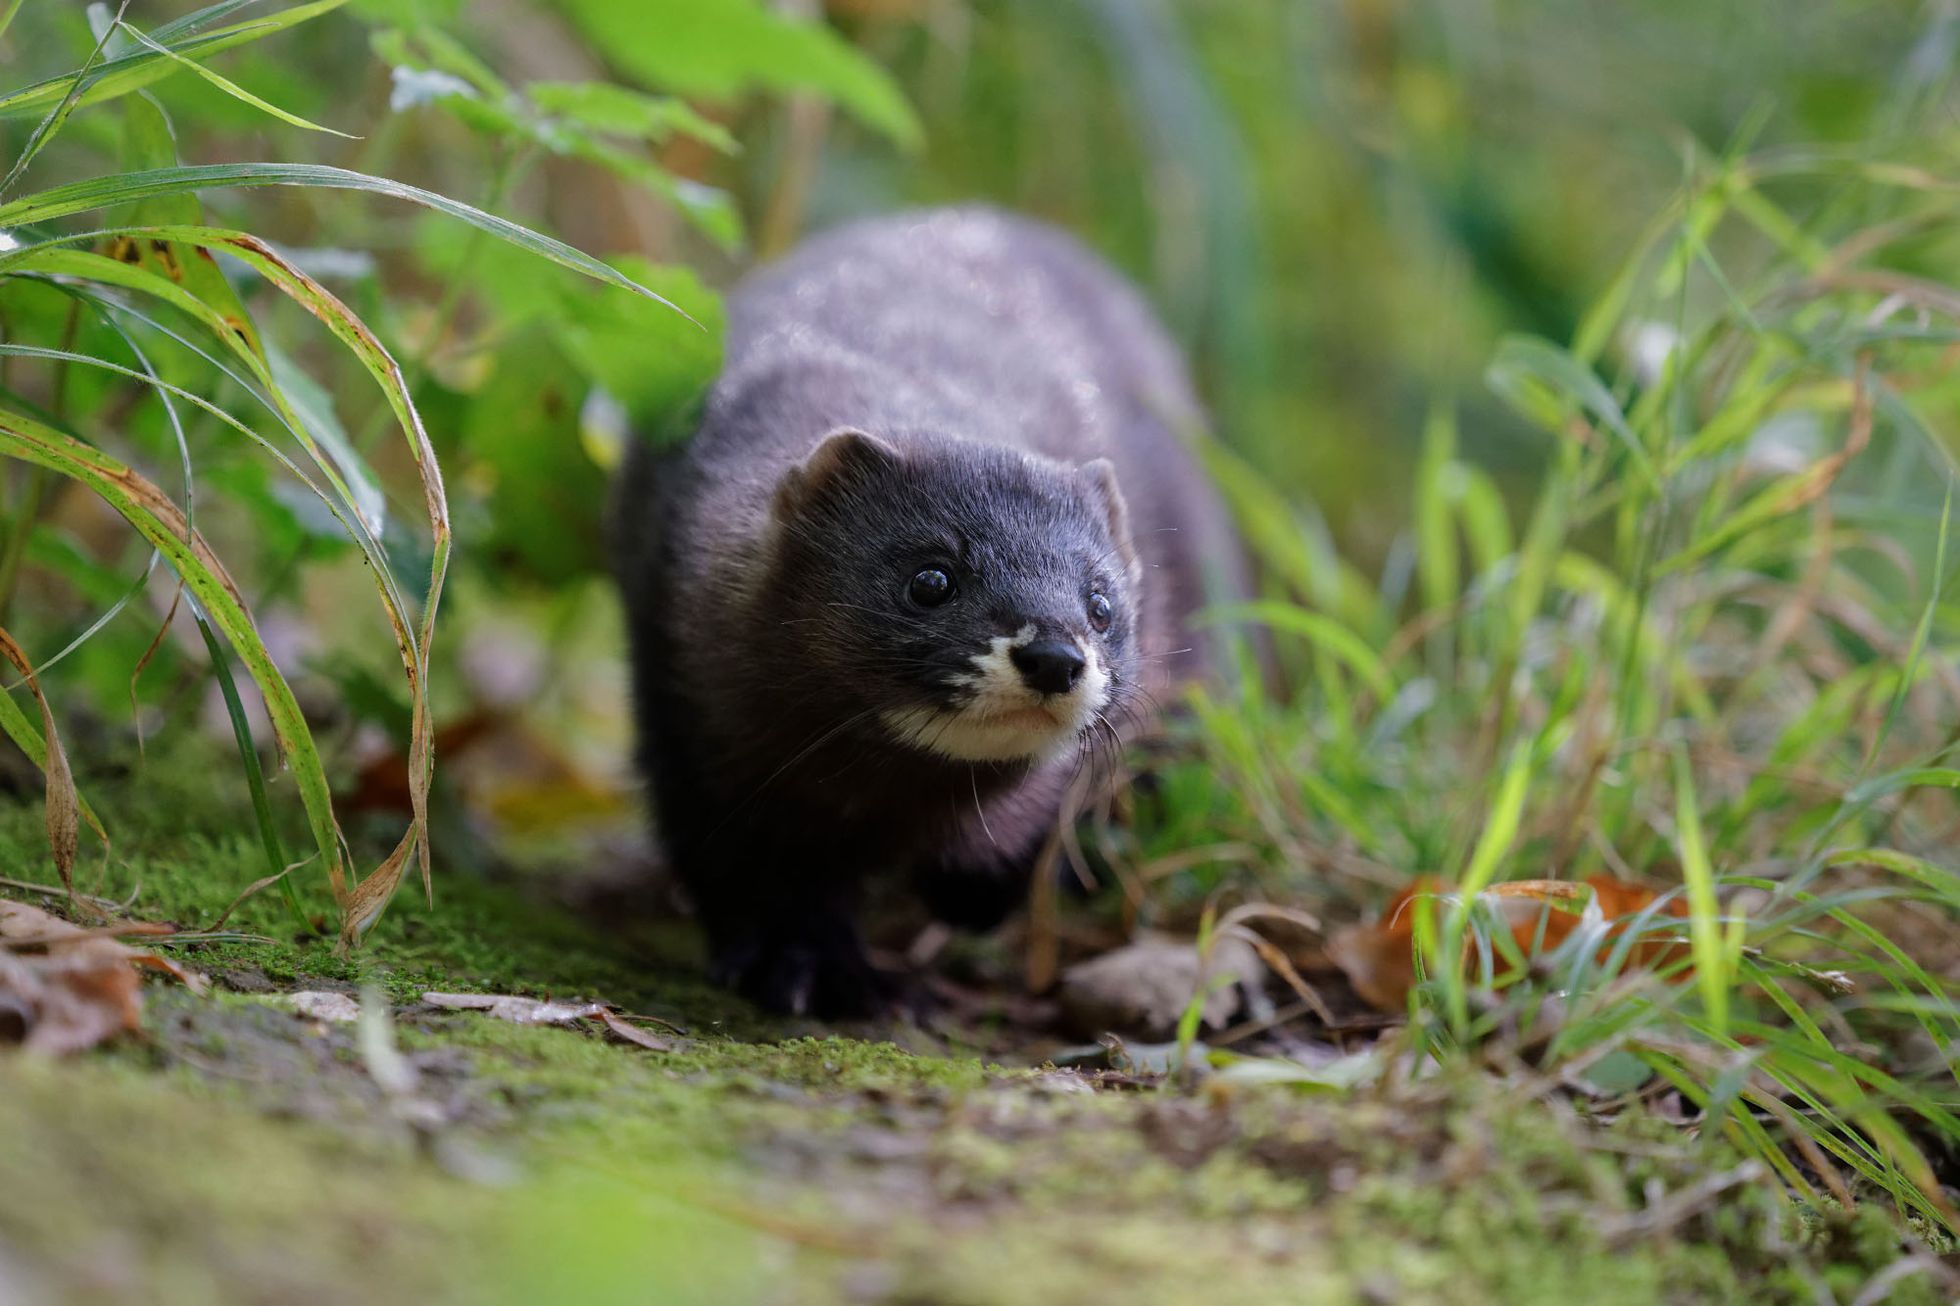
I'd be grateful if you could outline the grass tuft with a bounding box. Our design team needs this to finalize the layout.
[1129,137,1960,1238]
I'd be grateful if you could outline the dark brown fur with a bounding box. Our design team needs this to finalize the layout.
[613,208,1243,1015]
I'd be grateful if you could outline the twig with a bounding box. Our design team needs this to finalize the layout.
[1598,1160,1766,1247]
[0,877,120,912]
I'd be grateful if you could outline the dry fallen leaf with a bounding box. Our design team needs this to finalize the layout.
[1057,931,1264,1040]
[422,991,673,1051]
[1328,875,1691,1014]
[285,990,362,1024]
[0,898,206,1055]
[595,1007,673,1052]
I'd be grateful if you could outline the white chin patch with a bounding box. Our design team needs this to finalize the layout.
[881,625,1113,763]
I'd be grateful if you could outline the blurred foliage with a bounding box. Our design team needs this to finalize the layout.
[9,1,1952,693]
[827,1,1959,560]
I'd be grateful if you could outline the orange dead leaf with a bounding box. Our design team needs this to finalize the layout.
[1328,875,1691,1014]
[0,898,206,1056]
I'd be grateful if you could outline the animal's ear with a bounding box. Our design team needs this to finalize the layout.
[771,427,900,521]
[1079,458,1142,586]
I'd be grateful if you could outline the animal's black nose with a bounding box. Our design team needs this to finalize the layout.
[1011,639,1086,695]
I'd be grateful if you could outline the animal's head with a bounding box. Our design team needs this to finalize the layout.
[764,427,1143,763]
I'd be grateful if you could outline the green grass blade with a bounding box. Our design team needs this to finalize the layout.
[1415,404,1459,620]
[0,404,351,909]
[1458,745,1533,900]
[1202,600,1396,701]
[0,170,684,316]
[1488,335,1660,490]
[0,1,351,119]
[116,18,358,138]
[191,606,311,934]
[0,327,431,943]
[1672,751,1729,1038]
[1866,483,1950,771]
[0,0,128,197]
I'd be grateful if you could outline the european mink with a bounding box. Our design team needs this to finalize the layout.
[612,207,1244,1016]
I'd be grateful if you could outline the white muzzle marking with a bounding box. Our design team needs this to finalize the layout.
[882,623,1112,762]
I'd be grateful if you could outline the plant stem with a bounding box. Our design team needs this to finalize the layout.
[194,608,314,936]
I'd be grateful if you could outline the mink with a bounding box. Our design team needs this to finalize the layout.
[612,207,1245,1016]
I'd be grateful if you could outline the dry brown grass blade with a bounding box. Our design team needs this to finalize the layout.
[597,1008,673,1052]
[1023,825,1065,994]
[210,853,318,931]
[1232,929,1337,1028]
[127,576,184,756]
[0,625,88,898]
[337,826,416,952]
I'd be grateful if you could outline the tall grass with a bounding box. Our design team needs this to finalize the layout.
[0,1,675,944]
[1145,145,1960,1236]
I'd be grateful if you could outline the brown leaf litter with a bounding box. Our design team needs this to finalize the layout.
[0,897,206,1055]
[422,990,675,1051]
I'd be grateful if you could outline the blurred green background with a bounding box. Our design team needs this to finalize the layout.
[4,0,1955,866]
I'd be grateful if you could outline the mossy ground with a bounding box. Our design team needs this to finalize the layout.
[0,755,1948,1305]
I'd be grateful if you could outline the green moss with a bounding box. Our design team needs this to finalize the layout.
[2,750,1949,1305]
[0,739,771,1032]
[0,1056,492,1304]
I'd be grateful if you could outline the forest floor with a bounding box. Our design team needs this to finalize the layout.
[0,754,1950,1306]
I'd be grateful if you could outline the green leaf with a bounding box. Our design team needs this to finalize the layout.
[116,17,358,138]
[372,24,508,98]
[527,80,738,153]
[562,135,742,252]
[0,0,352,118]
[555,0,920,148]
[373,34,744,250]
[112,91,265,354]
[550,255,724,429]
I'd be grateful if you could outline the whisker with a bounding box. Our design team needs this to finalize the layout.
[971,766,998,848]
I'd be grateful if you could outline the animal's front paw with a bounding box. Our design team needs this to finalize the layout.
[710,927,892,1019]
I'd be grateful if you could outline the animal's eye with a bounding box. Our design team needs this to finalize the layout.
[1087,591,1113,633]
[909,568,954,607]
